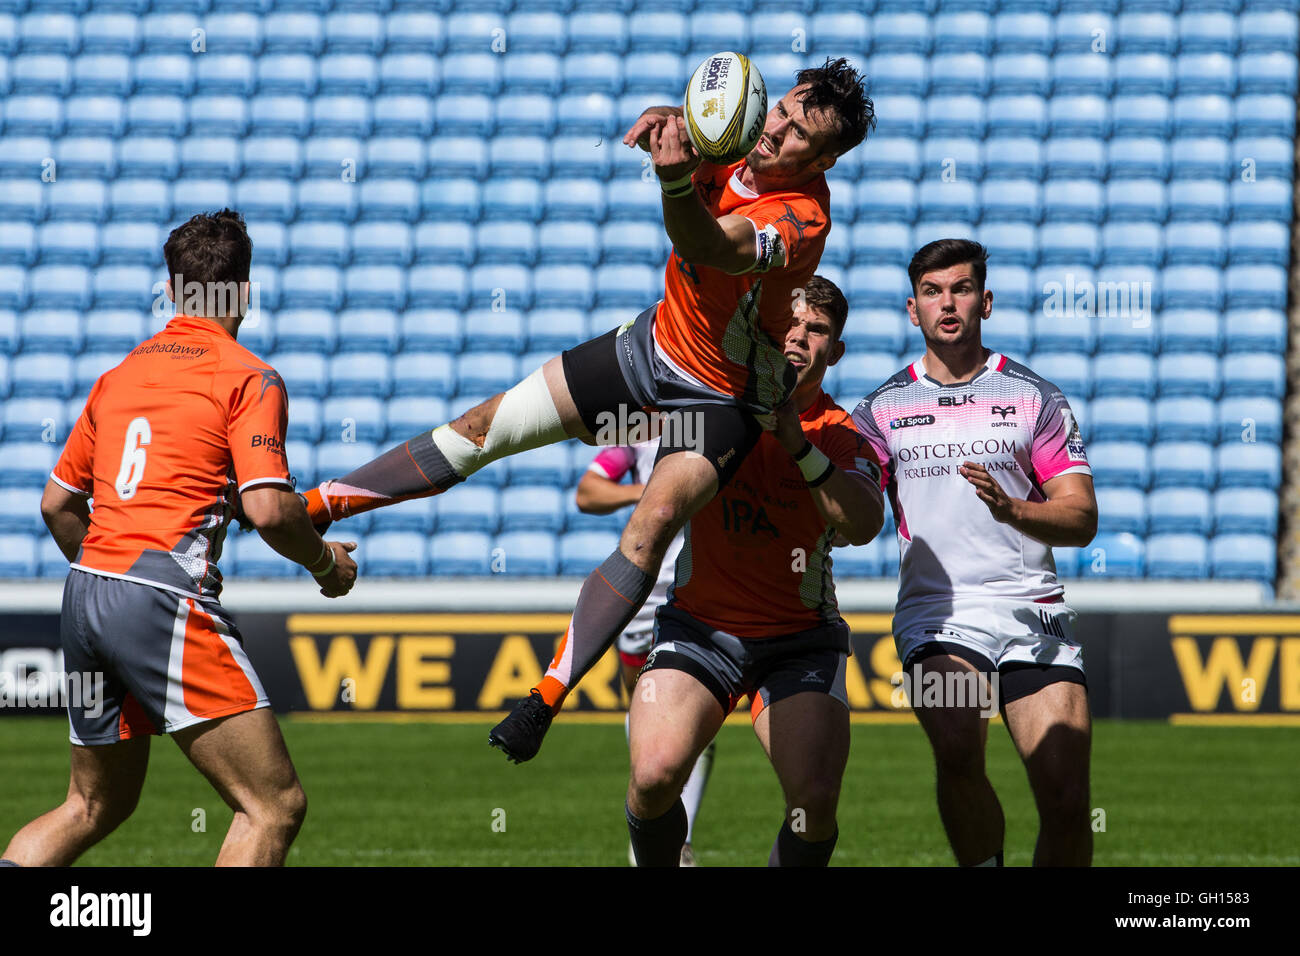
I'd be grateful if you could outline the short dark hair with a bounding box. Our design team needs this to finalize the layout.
[163,209,253,316]
[802,275,849,340]
[907,238,989,296]
[793,57,875,157]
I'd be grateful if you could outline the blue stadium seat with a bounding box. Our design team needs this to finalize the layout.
[274,309,336,353]
[1099,221,1160,267]
[1043,178,1103,222]
[1085,441,1148,489]
[284,394,322,442]
[492,93,552,137]
[1162,265,1221,310]
[378,53,437,97]
[35,222,96,267]
[1179,11,1236,54]
[849,222,909,269]
[1145,534,1210,579]
[1153,397,1216,444]
[411,221,472,268]
[1045,136,1106,180]
[870,53,927,97]
[430,531,493,576]
[983,309,1031,358]
[1052,545,1082,580]
[557,529,617,575]
[30,264,92,310]
[1240,10,1298,54]
[316,54,378,98]
[1175,53,1235,98]
[436,484,499,534]
[1235,94,1295,139]
[249,94,310,137]
[1082,532,1144,579]
[1102,179,1164,224]
[49,134,113,180]
[176,135,240,179]
[563,51,623,97]
[1089,398,1152,443]
[1095,487,1147,535]
[481,178,542,222]
[1038,222,1099,267]
[1164,222,1224,267]
[321,396,384,444]
[1152,441,1215,489]
[835,353,902,397]
[1224,310,1285,353]
[361,531,429,577]
[918,180,978,221]
[171,178,235,220]
[505,12,565,56]
[1114,53,1173,97]
[599,221,662,265]
[990,52,1049,97]
[328,351,391,397]
[453,351,516,395]
[1210,534,1275,583]
[334,308,397,354]
[1106,137,1168,182]
[439,51,501,96]
[310,95,370,138]
[297,179,358,223]
[500,485,564,533]
[985,264,1034,310]
[489,532,556,576]
[391,351,455,399]
[982,136,1043,181]
[460,309,525,353]
[271,352,329,401]
[19,308,81,353]
[239,137,299,179]
[227,533,295,578]
[0,532,38,576]
[426,136,487,180]
[398,310,461,354]
[507,443,572,488]
[260,12,324,56]
[0,264,29,308]
[1217,443,1281,490]
[257,54,317,97]
[592,263,656,309]
[0,486,44,534]
[1111,94,1170,138]
[1239,52,1299,96]
[925,95,985,138]
[93,264,153,310]
[853,91,916,139]
[287,220,346,266]
[410,264,470,311]
[282,438,317,488]
[994,11,1052,54]
[1148,487,1213,536]
[978,179,1040,223]
[1221,352,1284,399]
[919,139,981,183]
[1158,352,1220,398]
[384,11,444,55]
[316,442,381,489]
[1157,311,1219,354]
[2,395,68,444]
[468,263,530,311]
[525,310,585,354]
[371,495,438,535]
[1031,312,1095,356]
[533,266,595,310]
[488,135,549,180]
[832,538,883,578]
[1230,179,1292,222]
[1225,265,1287,312]
[1214,489,1277,537]
[627,10,685,53]
[343,265,406,311]
[1227,223,1290,268]
[351,221,412,265]
[419,177,480,222]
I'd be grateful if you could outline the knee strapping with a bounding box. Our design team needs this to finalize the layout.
[431,367,566,479]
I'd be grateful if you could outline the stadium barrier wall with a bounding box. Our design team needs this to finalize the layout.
[3,611,1298,722]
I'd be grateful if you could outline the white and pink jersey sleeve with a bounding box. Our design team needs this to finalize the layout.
[851,352,1091,614]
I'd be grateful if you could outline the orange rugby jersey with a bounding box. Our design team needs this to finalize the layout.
[51,314,293,599]
[655,159,831,411]
[668,391,876,638]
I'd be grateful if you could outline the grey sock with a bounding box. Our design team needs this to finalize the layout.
[564,549,656,687]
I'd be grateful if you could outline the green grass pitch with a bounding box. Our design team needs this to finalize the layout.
[1,716,1295,866]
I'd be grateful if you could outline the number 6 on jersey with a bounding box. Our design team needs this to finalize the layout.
[116,417,151,500]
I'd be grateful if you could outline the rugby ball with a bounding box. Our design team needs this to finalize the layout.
[683,52,768,165]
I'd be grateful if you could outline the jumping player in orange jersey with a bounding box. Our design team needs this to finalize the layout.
[0,211,358,868]
[297,58,875,763]
[624,277,884,865]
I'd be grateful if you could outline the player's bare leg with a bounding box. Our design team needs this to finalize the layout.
[172,708,306,867]
[754,692,849,865]
[626,668,726,866]
[2,736,150,866]
[912,654,1005,866]
[303,356,587,525]
[1003,681,1092,867]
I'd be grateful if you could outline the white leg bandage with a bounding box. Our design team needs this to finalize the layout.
[430,367,567,479]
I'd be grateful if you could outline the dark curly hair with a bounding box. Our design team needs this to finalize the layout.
[907,239,990,295]
[164,208,253,300]
[794,56,876,157]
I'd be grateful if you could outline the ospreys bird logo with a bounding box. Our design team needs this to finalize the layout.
[774,202,821,257]
[243,364,287,403]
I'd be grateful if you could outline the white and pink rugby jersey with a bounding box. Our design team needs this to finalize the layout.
[851,351,1091,613]
[587,440,684,635]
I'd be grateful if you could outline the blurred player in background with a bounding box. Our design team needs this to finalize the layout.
[292,58,875,764]
[576,438,711,867]
[626,277,884,866]
[0,211,357,868]
[852,239,1097,866]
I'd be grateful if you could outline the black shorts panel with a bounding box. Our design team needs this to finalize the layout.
[653,402,763,489]
[560,327,644,438]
